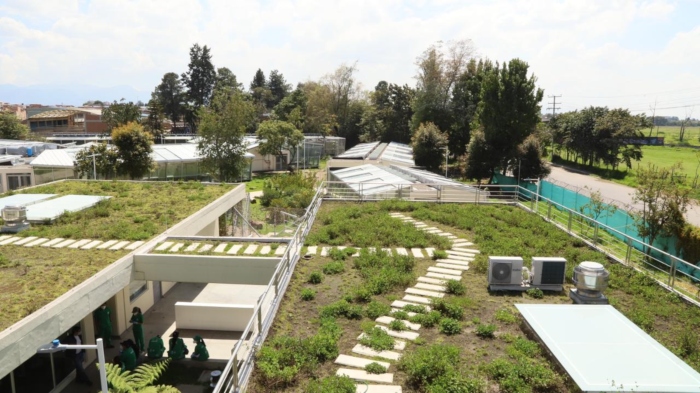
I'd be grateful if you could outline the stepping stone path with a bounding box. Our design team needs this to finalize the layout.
[155,241,173,251]
[170,243,185,252]
[335,354,390,369]
[306,246,317,255]
[227,245,243,254]
[259,245,271,255]
[395,248,408,256]
[26,238,49,247]
[81,240,103,250]
[97,240,118,250]
[275,245,287,255]
[198,244,213,253]
[68,239,92,249]
[185,243,201,252]
[125,241,145,250]
[405,288,444,298]
[13,236,37,246]
[213,243,228,253]
[410,248,423,258]
[110,241,130,250]
[53,239,76,248]
[243,244,258,255]
[376,316,421,331]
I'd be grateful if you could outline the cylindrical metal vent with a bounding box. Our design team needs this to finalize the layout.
[572,261,609,298]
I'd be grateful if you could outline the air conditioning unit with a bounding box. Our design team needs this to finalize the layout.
[488,256,524,290]
[531,257,566,291]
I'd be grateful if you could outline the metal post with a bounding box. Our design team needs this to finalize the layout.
[593,223,599,245]
[547,203,552,220]
[10,370,16,393]
[445,147,448,178]
[232,352,239,390]
[535,179,541,213]
[96,338,108,393]
[257,308,263,334]
[50,352,56,388]
[567,210,573,232]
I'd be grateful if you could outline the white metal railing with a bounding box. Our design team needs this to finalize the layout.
[213,181,700,392]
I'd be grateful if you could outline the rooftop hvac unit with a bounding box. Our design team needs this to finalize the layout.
[488,256,524,290]
[531,257,567,291]
[1,205,30,233]
[570,261,610,304]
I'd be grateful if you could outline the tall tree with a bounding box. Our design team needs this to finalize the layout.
[463,129,495,183]
[411,122,448,172]
[369,82,414,144]
[214,67,242,95]
[479,58,544,178]
[256,120,304,167]
[0,111,29,139]
[143,99,166,138]
[250,69,271,109]
[267,70,291,108]
[274,86,307,126]
[449,59,493,156]
[513,134,551,181]
[181,44,216,130]
[301,81,337,136]
[111,122,154,179]
[153,72,185,125]
[197,92,256,182]
[102,100,141,130]
[324,63,360,141]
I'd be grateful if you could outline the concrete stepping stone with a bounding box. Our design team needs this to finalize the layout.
[444,253,474,261]
[13,236,37,246]
[452,247,480,254]
[81,240,103,250]
[376,325,420,341]
[428,266,462,276]
[437,232,453,237]
[376,316,421,331]
[227,244,243,255]
[337,246,347,251]
[155,241,173,251]
[446,235,458,239]
[406,288,444,298]
[395,248,408,256]
[213,243,228,253]
[452,242,474,247]
[415,283,447,292]
[68,239,91,249]
[355,385,402,393]
[426,272,463,281]
[390,300,431,312]
[198,244,213,253]
[415,223,427,227]
[185,243,201,252]
[436,263,469,271]
[0,236,21,245]
[424,248,435,257]
[25,238,49,247]
[426,229,441,234]
[438,258,471,266]
[321,246,330,256]
[306,246,317,255]
[275,245,287,255]
[243,244,258,255]
[402,295,432,305]
[337,368,393,384]
[258,245,271,255]
[357,334,406,350]
[335,354,390,370]
[418,276,446,285]
[97,240,118,250]
[446,249,476,257]
[382,248,392,255]
[125,241,145,250]
[0,235,9,241]
[424,227,439,231]
[352,344,401,360]
[53,239,76,248]
[170,243,185,252]
[391,309,417,317]
[110,241,130,250]
[411,248,423,258]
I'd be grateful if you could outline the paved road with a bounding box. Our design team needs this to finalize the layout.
[546,166,700,227]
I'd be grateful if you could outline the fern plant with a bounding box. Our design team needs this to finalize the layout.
[99,358,180,393]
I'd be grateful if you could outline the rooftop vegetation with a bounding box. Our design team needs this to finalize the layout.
[0,245,129,330]
[250,201,700,392]
[12,180,234,240]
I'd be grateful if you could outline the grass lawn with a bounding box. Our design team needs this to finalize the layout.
[249,201,700,392]
[0,246,128,330]
[652,125,700,146]
[246,172,276,192]
[13,181,235,240]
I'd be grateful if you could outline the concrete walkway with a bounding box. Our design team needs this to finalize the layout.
[547,166,700,227]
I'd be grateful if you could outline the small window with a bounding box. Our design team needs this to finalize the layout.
[129,281,148,302]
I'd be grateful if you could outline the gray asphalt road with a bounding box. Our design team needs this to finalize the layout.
[546,166,700,227]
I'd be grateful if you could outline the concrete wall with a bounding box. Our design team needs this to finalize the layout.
[174,302,254,331]
[0,166,35,192]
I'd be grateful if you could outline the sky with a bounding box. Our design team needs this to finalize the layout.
[1,0,699,118]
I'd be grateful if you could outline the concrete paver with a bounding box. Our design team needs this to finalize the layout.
[355,385,402,393]
[25,238,49,247]
[426,272,463,281]
[390,300,431,312]
[0,236,21,245]
[97,240,119,250]
[110,240,130,250]
[170,243,185,252]
[415,283,446,292]
[68,239,91,249]
[259,245,271,255]
[357,334,406,350]
[227,244,243,254]
[390,309,417,317]
[243,244,258,255]
[352,344,401,361]
[417,276,446,285]
[125,241,145,250]
[306,246,317,255]
[402,295,432,305]
[81,240,102,250]
[185,243,201,252]
[198,244,213,253]
[427,266,462,276]
[321,246,329,256]
[376,316,421,331]
[410,248,423,258]
[12,236,37,246]
[53,239,76,248]
[452,247,480,254]
[213,243,228,253]
[276,245,287,255]
[395,247,408,256]
[376,325,420,341]
[155,241,173,251]
[424,248,435,257]
[436,263,469,271]
[406,288,444,298]
[337,368,394,384]
[335,354,390,369]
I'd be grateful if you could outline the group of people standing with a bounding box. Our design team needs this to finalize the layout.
[67,304,210,384]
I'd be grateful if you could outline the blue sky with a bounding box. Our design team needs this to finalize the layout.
[1,0,699,117]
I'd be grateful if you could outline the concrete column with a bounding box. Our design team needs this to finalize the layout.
[81,314,97,364]
[196,219,219,236]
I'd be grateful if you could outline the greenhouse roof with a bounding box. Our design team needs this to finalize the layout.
[389,165,474,188]
[379,142,414,166]
[335,142,380,159]
[330,164,414,195]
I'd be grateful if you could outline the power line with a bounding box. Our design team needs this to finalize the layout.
[566,86,700,99]
[547,95,561,117]
[628,103,699,113]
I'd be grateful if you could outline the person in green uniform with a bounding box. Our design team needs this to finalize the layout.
[120,340,137,372]
[129,307,144,355]
[147,335,165,360]
[167,331,188,360]
[94,304,113,348]
[191,335,209,361]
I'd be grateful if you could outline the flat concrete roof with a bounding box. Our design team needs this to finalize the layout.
[516,304,700,392]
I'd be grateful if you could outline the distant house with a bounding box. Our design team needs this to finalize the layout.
[26,107,108,135]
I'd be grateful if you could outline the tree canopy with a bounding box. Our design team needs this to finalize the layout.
[111,122,155,179]
[153,72,186,125]
[102,100,141,130]
[73,143,118,179]
[181,43,216,129]
[256,120,304,166]
[0,111,29,140]
[411,122,448,172]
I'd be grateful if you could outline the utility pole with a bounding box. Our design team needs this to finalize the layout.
[547,95,561,156]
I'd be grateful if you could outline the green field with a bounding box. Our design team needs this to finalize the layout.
[652,125,700,147]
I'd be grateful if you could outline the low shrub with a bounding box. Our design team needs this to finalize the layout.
[392,310,410,320]
[403,304,428,314]
[353,287,373,303]
[446,279,466,295]
[485,357,561,392]
[439,318,462,335]
[495,308,518,324]
[323,261,345,275]
[475,323,497,338]
[365,362,387,374]
[308,271,323,284]
[399,344,461,388]
[389,320,408,331]
[526,288,544,299]
[432,298,465,320]
[428,373,486,393]
[506,337,541,359]
[410,311,441,328]
[365,301,391,319]
[306,375,356,393]
[329,247,347,261]
[359,327,395,351]
[320,300,363,320]
[300,288,316,301]
[432,250,448,260]
[679,328,699,357]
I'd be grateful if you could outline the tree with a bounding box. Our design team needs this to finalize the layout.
[102,100,141,130]
[73,143,118,179]
[250,68,271,109]
[111,122,154,179]
[0,111,29,139]
[143,99,166,138]
[301,81,337,136]
[214,67,242,95]
[369,82,414,144]
[153,72,186,126]
[324,63,360,140]
[411,122,448,172]
[579,188,617,222]
[479,58,544,179]
[197,91,257,182]
[513,134,551,181]
[274,86,307,127]
[267,70,291,108]
[181,43,216,129]
[256,120,304,168]
[463,129,495,183]
[633,163,691,254]
[449,59,493,156]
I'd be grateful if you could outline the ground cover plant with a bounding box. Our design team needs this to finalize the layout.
[0,246,129,330]
[14,180,233,240]
[250,201,700,392]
